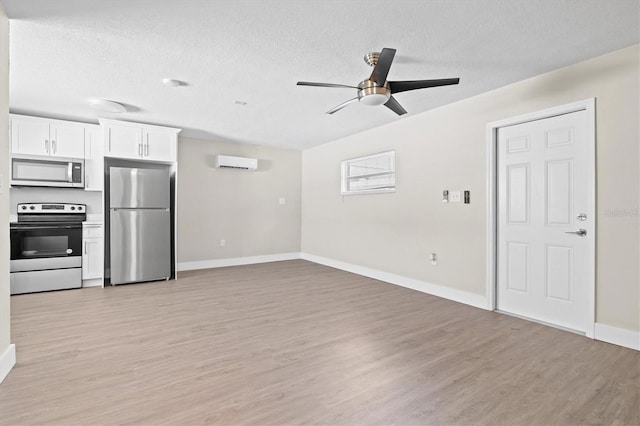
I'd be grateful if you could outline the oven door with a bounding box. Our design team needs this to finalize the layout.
[10,222,83,272]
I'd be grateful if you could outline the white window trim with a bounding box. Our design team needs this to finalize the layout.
[341,150,396,195]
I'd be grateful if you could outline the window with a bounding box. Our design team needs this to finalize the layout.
[341,150,396,195]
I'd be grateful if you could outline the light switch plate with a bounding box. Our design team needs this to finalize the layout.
[279,197,286,205]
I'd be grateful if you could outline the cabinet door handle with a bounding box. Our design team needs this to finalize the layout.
[144,142,149,156]
[108,128,112,152]
[84,241,87,255]
[138,143,142,157]
[45,139,49,154]
[52,140,56,154]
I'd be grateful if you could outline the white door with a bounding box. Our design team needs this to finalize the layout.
[143,129,176,162]
[497,110,593,332]
[105,124,143,159]
[10,117,50,156]
[50,123,85,158]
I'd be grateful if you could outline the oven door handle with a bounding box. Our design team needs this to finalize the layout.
[10,224,82,230]
[67,162,73,182]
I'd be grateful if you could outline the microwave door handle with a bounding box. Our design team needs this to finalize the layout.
[67,162,73,182]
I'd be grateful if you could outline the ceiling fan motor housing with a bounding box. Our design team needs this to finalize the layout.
[357,80,390,106]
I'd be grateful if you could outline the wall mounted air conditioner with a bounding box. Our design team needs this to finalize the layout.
[214,155,258,171]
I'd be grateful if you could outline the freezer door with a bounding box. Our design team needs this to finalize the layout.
[110,209,171,284]
[109,167,170,208]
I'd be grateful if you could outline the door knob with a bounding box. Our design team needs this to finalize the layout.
[565,229,587,236]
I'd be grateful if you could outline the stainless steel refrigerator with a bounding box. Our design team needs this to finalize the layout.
[109,166,171,285]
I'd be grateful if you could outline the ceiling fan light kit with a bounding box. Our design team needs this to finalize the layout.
[357,80,389,106]
[297,47,460,116]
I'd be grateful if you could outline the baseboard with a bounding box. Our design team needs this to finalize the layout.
[301,253,487,309]
[82,278,103,288]
[177,252,302,272]
[0,344,16,384]
[594,323,640,351]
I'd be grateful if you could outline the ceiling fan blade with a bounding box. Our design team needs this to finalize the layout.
[297,81,357,89]
[388,78,460,94]
[384,96,407,116]
[326,98,359,114]
[369,48,396,86]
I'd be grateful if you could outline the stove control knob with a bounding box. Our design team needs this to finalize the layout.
[70,206,75,211]
[21,205,27,210]
[29,205,35,210]
[77,206,83,211]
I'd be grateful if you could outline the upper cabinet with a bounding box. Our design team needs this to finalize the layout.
[84,125,104,191]
[10,114,85,158]
[101,119,181,163]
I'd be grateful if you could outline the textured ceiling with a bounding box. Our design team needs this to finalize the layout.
[1,0,639,150]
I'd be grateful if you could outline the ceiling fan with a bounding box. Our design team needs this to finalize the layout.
[297,48,459,116]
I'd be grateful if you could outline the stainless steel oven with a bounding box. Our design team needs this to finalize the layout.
[10,203,86,295]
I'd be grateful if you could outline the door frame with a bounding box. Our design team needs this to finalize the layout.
[485,98,596,338]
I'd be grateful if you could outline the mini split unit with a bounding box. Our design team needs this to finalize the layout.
[214,155,258,171]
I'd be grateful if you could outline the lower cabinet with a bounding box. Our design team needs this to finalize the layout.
[82,223,104,287]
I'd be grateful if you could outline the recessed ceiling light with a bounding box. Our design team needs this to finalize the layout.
[162,78,182,87]
[87,99,127,113]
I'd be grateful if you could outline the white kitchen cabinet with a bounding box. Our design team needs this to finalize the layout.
[82,223,104,285]
[142,128,177,162]
[84,125,104,191]
[101,119,180,162]
[104,122,142,159]
[10,114,85,158]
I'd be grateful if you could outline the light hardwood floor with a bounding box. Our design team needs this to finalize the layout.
[1,260,638,425]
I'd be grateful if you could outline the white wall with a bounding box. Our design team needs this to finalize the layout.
[177,137,301,267]
[0,3,14,382]
[301,45,639,333]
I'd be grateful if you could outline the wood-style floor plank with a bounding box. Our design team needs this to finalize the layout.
[0,260,638,425]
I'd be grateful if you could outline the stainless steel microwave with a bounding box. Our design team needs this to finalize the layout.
[11,154,85,188]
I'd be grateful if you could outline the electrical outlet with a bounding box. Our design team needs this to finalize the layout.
[450,191,461,203]
[464,190,470,204]
[279,197,286,205]
[442,190,449,203]
[219,239,226,247]
[430,253,437,265]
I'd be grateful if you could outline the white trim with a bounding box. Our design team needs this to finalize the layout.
[177,252,301,272]
[82,278,103,288]
[0,344,16,384]
[486,98,597,338]
[594,323,640,351]
[301,253,487,309]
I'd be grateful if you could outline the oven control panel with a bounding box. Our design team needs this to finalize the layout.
[17,203,86,214]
